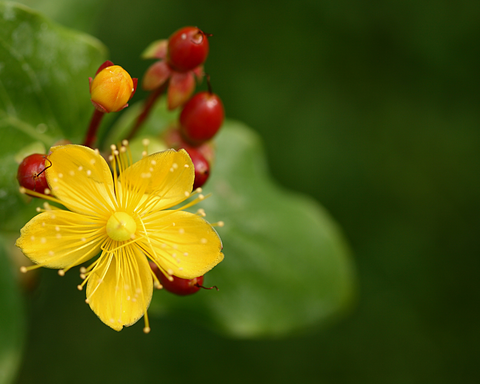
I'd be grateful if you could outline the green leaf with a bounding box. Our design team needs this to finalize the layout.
[109,100,356,338]
[0,237,26,384]
[14,0,109,33]
[0,2,106,231]
[201,121,356,337]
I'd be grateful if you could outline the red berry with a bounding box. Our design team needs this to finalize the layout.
[161,274,204,296]
[180,91,224,145]
[17,154,50,194]
[182,146,210,190]
[149,261,218,296]
[167,27,209,72]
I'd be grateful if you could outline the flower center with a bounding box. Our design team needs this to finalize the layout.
[106,212,137,242]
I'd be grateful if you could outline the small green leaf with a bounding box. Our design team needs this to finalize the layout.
[0,2,106,231]
[0,237,26,384]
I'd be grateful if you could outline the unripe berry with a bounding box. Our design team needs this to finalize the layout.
[17,154,50,194]
[180,91,224,145]
[167,27,209,72]
[90,65,135,113]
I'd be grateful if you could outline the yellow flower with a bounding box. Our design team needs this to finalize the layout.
[16,142,224,332]
[90,65,135,113]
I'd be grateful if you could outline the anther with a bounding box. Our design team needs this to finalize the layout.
[142,138,150,146]
[20,266,27,273]
[58,269,65,276]
[143,327,151,334]
[44,188,51,195]
[122,140,129,146]
[110,144,117,151]
[36,207,41,212]
[80,267,86,273]
[19,187,26,194]
[77,285,83,290]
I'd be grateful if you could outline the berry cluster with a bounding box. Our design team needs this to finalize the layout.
[140,26,225,190]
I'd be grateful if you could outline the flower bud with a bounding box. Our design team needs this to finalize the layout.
[90,65,135,113]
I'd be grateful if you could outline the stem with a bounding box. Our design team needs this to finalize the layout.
[83,109,105,148]
[125,83,167,141]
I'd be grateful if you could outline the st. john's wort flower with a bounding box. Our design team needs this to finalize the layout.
[16,142,223,332]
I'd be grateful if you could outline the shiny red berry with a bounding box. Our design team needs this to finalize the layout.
[161,274,204,296]
[180,91,224,145]
[17,154,50,194]
[149,261,218,296]
[167,27,210,72]
[182,146,210,190]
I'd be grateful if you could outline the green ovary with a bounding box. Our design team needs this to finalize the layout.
[106,212,137,241]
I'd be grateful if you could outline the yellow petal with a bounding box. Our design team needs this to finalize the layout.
[120,149,194,213]
[140,211,223,279]
[47,145,116,215]
[16,210,104,269]
[86,246,153,331]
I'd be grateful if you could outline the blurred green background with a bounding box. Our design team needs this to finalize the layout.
[9,0,480,382]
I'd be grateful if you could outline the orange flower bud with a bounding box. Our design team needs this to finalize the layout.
[90,65,135,113]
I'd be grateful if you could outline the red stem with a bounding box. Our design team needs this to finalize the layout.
[83,109,105,148]
[125,83,168,141]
